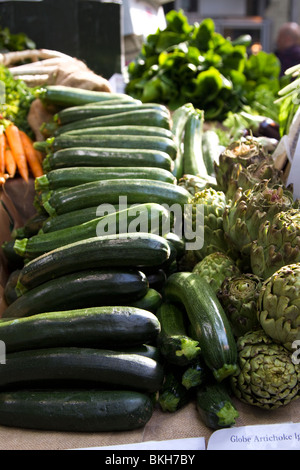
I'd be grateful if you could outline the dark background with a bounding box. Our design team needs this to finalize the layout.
[0,0,123,79]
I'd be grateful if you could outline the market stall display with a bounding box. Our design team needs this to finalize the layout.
[0,13,300,450]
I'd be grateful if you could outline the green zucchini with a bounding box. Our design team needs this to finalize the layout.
[171,103,194,179]
[54,108,171,133]
[39,85,134,107]
[201,130,220,176]
[119,344,161,363]
[183,109,208,177]
[56,102,170,125]
[41,206,101,233]
[4,269,21,305]
[0,347,164,393]
[11,213,48,239]
[41,179,191,216]
[0,389,154,432]
[163,272,238,382]
[158,369,191,413]
[1,240,24,270]
[42,147,173,172]
[13,203,171,259]
[50,134,178,160]
[196,382,239,430]
[0,306,160,353]
[62,125,175,140]
[36,166,176,191]
[156,302,201,366]
[16,233,170,294]
[181,357,208,390]
[128,288,162,313]
[2,268,149,319]
[144,268,167,292]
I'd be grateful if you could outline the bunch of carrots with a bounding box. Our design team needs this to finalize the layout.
[0,119,44,186]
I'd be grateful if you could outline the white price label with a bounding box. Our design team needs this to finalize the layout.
[207,423,300,450]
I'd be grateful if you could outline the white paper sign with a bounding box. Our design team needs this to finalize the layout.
[207,422,300,450]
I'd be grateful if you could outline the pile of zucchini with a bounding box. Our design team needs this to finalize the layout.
[0,85,239,433]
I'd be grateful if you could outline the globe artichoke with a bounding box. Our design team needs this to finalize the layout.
[257,263,300,351]
[189,187,229,260]
[231,329,300,409]
[192,251,241,293]
[225,159,284,201]
[214,138,267,195]
[251,208,300,280]
[217,273,263,337]
[223,180,299,270]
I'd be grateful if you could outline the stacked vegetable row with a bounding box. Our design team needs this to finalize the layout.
[0,85,242,433]
[0,86,192,432]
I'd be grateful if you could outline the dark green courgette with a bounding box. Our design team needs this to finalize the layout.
[50,134,178,160]
[41,179,191,216]
[196,382,239,430]
[128,288,162,313]
[0,306,160,353]
[171,103,194,179]
[144,268,167,292]
[13,203,171,259]
[4,269,21,305]
[163,272,238,382]
[183,109,208,177]
[39,85,134,107]
[2,268,149,319]
[201,130,220,176]
[42,147,173,172]
[0,347,164,393]
[56,102,169,125]
[12,213,48,239]
[41,206,100,233]
[62,125,175,140]
[16,233,170,294]
[181,357,208,390]
[35,166,176,191]
[0,389,154,432]
[158,370,191,413]
[52,108,171,133]
[156,302,201,366]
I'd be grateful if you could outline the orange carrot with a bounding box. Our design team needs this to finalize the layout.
[0,130,5,174]
[5,124,29,182]
[4,143,16,178]
[19,130,44,178]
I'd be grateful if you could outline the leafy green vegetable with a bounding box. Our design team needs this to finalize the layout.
[0,65,37,135]
[126,10,284,123]
[275,64,300,136]
[0,26,35,52]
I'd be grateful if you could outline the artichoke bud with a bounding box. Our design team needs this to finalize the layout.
[192,252,241,293]
[223,181,299,267]
[190,188,229,260]
[258,263,300,351]
[217,273,262,337]
[231,329,300,410]
[251,209,300,279]
[215,137,267,193]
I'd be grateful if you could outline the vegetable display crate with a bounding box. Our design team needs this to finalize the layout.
[0,180,299,451]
